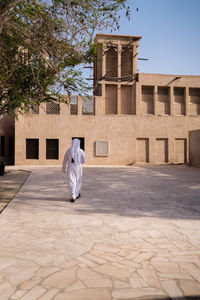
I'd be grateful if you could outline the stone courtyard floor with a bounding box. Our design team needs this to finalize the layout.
[0,165,200,300]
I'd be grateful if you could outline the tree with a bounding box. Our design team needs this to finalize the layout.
[0,0,129,117]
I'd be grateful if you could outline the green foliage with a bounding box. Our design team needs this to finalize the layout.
[0,0,129,117]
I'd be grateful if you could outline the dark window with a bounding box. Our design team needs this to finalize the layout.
[189,88,200,97]
[9,137,14,157]
[72,137,85,151]
[46,102,60,114]
[174,87,184,96]
[70,96,78,115]
[0,136,5,157]
[106,46,117,79]
[26,139,39,159]
[121,46,133,77]
[46,139,59,159]
[158,87,169,96]
[142,86,154,95]
[82,96,95,115]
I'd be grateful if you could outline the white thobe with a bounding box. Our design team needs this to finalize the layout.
[62,147,86,199]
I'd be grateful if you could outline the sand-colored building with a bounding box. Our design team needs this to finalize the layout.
[1,34,200,166]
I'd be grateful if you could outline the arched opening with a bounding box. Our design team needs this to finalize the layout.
[106,46,118,79]
[121,46,133,78]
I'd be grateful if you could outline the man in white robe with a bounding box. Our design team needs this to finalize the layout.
[62,139,86,202]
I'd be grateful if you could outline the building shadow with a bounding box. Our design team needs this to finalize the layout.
[189,129,200,168]
[10,165,200,220]
[74,165,200,219]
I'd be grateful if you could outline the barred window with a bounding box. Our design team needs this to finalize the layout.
[26,139,39,159]
[46,139,59,159]
[82,96,95,115]
[158,87,169,96]
[46,102,60,114]
[70,95,78,115]
[142,86,154,95]
[174,87,184,96]
[189,88,200,97]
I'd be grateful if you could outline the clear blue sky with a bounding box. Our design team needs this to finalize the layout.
[103,0,200,76]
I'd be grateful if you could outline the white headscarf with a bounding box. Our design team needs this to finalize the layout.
[71,139,81,164]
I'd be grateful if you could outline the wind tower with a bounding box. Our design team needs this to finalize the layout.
[94,33,141,115]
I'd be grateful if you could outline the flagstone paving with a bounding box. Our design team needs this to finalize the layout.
[0,165,200,300]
